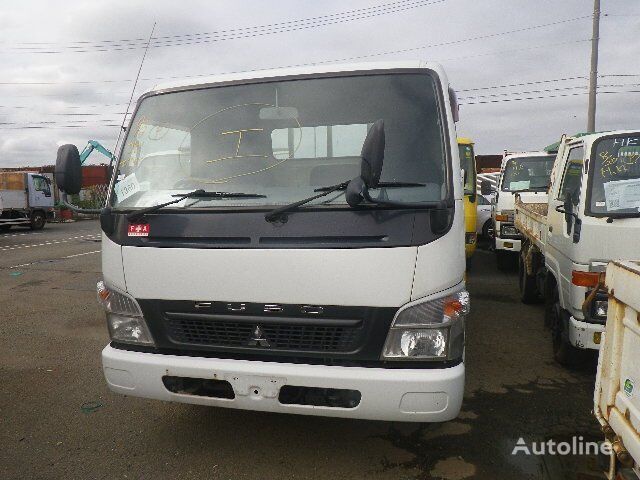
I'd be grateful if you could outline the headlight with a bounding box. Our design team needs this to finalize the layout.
[594,300,608,318]
[382,289,469,361]
[97,281,154,346]
[465,232,477,245]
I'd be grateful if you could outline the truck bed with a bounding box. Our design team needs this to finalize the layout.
[595,261,640,476]
[514,195,548,251]
[0,190,28,210]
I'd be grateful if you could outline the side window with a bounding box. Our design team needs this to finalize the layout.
[33,176,51,195]
[558,147,584,204]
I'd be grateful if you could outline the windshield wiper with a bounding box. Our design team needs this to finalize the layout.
[313,181,426,192]
[127,189,266,221]
[265,181,349,222]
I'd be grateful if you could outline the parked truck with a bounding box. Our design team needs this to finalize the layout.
[55,61,469,422]
[458,138,477,264]
[0,171,54,231]
[595,260,640,480]
[483,151,555,270]
[515,130,640,366]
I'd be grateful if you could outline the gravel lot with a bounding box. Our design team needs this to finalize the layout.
[0,221,604,479]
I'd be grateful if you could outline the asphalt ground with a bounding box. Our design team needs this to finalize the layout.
[0,221,604,480]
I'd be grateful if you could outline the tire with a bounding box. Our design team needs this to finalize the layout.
[482,220,493,239]
[548,284,585,367]
[519,251,539,304]
[496,250,514,271]
[30,211,46,230]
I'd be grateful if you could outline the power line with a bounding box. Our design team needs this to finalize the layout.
[458,84,588,100]
[460,89,640,106]
[9,0,437,47]
[1,0,445,54]
[457,75,588,92]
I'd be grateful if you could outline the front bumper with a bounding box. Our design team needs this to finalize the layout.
[495,236,521,252]
[102,345,465,422]
[568,317,604,350]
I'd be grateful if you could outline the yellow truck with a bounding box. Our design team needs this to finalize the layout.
[458,138,477,263]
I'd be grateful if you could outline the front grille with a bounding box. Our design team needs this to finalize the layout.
[166,316,360,352]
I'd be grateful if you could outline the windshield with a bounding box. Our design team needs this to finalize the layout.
[112,72,448,210]
[501,156,554,192]
[588,134,640,215]
[458,143,475,195]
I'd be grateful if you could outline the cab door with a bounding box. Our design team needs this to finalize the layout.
[547,145,585,309]
[27,174,53,208]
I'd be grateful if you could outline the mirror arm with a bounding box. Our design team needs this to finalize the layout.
[59,192,102,215]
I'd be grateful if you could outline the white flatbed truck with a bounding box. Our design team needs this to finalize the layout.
[0,172,54,231]
[515,130,640,366]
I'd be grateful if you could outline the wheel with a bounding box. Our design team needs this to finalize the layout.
[482,219,493,239]
[548,284,585,367]
[30,211,46,230]
[496,250,514,271]
[518,251,539,304]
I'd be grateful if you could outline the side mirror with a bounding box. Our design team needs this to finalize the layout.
[480,180,494,196]
[55,144,82,194]
[360,119,385,188]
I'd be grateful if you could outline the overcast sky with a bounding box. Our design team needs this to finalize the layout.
[0,0,638,167]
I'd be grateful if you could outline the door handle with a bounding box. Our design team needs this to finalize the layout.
[549,226,553,233]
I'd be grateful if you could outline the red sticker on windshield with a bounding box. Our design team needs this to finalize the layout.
[128,223,150,237]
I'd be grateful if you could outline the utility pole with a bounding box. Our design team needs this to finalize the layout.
[587,0,601,132]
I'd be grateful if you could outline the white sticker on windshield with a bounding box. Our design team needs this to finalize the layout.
[114,173,140,202]
[510,180,530,190]
[603,178,640,211]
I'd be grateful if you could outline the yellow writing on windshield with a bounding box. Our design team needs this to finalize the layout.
[206,128,269,164]
[600,150,640,178]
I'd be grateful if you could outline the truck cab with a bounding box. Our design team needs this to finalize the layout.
[56,61,469,422]
[492,151,555,270]
[458,138,477,264]
[543,131,640,364]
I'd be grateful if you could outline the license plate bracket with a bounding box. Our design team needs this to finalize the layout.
[221,374,287,398]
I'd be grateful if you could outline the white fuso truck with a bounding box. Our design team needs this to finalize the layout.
[0,172,54,231]
[515,131,640,366]
[55,62,469,422]
[483,151,555,270]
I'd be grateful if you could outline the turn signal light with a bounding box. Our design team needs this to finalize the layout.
[495,214,509,222]
[571,271,603,287]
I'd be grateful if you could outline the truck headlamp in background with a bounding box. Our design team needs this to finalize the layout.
[382,289,469,361]
[97,281,155,346]
[465,232,477,245]
[500,224,519,237]
[594,300,608,318]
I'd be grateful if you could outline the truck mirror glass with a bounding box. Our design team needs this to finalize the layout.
[360,119,384,188]
[55,144,82,195]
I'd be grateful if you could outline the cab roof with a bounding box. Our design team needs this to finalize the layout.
[545,129,640,153]
[145,60,448,95]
